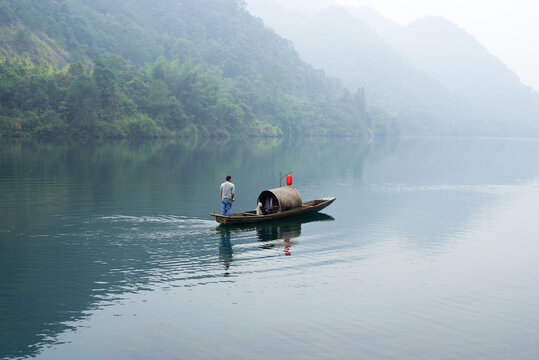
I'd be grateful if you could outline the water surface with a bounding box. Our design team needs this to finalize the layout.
[1,137,539,359]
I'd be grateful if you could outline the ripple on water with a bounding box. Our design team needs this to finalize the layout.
[79,213,358,292]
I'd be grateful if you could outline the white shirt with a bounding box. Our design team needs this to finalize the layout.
[220,182,235,199]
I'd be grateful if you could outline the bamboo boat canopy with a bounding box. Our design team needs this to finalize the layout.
[257,186,303,215]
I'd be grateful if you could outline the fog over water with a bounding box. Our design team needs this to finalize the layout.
[2,1,539,359]
[2,138,539,359]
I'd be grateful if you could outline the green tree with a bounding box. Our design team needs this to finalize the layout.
[66,76,99,137]
[93,59,119,117]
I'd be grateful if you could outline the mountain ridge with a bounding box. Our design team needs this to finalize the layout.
[247,0,539,136]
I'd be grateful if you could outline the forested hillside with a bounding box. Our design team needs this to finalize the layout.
[0,0,395,139]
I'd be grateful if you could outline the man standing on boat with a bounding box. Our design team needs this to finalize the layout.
[220,175,235,216]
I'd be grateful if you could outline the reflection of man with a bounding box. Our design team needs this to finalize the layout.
[219,228,233,275]
[220,175,235,216]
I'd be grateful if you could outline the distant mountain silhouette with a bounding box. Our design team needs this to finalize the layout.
[247,0,539,136]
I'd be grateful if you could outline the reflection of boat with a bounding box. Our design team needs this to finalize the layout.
[217,212,334,240]
[211,197,336,225]
[255,213,334,242]
[217,213,335,257]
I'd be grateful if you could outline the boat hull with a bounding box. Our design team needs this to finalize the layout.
[211,198,336,225]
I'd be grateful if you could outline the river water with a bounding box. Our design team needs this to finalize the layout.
[1,137,539,359]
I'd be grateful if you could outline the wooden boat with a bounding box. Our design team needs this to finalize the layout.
[211,197,336,225]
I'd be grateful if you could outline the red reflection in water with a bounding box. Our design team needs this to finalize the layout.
[284,238,291,256]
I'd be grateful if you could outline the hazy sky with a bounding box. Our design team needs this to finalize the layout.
[273,0,539,91]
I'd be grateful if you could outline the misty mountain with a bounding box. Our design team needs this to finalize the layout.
[383,16,539,126]
[0,0,395,139]
[247,0,539,136]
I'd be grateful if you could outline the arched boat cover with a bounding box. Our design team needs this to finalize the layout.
[257,186,303,215]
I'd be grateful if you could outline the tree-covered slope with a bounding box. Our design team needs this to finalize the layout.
[0,0,395,139]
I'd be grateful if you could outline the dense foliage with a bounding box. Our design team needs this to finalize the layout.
[0,56,390,139]
[0,0,396,139]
